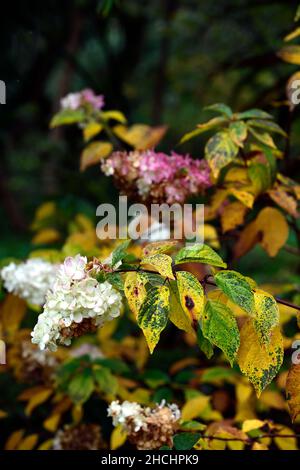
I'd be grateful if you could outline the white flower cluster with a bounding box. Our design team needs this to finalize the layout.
[31,255,122,351]
[1,258,57,306]
[107,400,181,433]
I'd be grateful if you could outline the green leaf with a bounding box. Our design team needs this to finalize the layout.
[214,270,255,315]
[177,271,204,324]
[175,243,227,268]
[67,369,94,404]
[93,366,118,396]
[205,131,239,177]
[197,325,214,359]
[248,163,271,193]
[229,121,248,146]
[142,369,170,388]
[180,421,206,431]
[111,240,131,267]
[205,103,233,118]
[235,109,273,120]
[247,119,287,137]
[202,300,240,366]
[50,108,85,127]
[253,289,279,345]
[94,358,129,374]
[137,285,170,353]
[173,432,201,450]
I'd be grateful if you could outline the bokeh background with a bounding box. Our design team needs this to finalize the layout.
[1,0,300,280]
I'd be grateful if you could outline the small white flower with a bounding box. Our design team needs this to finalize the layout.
[31,255,122,351]
[108,400,145,432]
[60,92,81,110]
[1,259,58,306]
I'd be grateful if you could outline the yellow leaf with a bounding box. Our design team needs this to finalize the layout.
[234,220,260,259]
[0,409,7,418]
[229,188,254,209]
[83,122,103,141]
[253,289,279,345]
[168,281,194,334]
[72,404,83,423]
[237,318,284,397]
[141,253,175,280]
[278,45,300,65]
[260,390,286,410]
[124,272,147,318]
[43,413,61,432]
[284,27,300,42]
[204,224,220,249]
[255,207,289,257]
[80,141,112,171]
[101,110,127,123]
[286,363,300,421]
[17,434,39,450]
[38,439,53,450]
[110,425,127,450]
[25,388,53,416]
[252,442,269,450]
[34,201,56,220]
[113,124,167,150]
[242,419,265,433]
[221,201,248,233]
[5,429,25,450]
[32,228,61,245]
[181,395,210,420]
[142,240,178,257]
[1,294,27,339]
[274,426,298,450]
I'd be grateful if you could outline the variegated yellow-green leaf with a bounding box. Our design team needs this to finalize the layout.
[205,131,239,178]
[229,121,248,147]
[141,253,175,280]
[248,128,276,149]
[253,289,279,345]
[175,243,227,268]
[177,271,204,325]
[202,300,240,366]
[168,280,194,333]
[142,240,178,257]
[137,285,170,353]
[179,116,226,144]
[248,163,271,194]
[237,318,284,397]
[215,270,255,315]
[124,272,147,318]
[197,326,214,359]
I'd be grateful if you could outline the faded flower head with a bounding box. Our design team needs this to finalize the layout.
[53,423,105,450]
[108,400,181,450]
[31,255,122,351]
[101,149,212,204]
[60,89,104,111]
[1,258,58,306]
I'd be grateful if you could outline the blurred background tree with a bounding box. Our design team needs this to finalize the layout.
[0,0,299,264]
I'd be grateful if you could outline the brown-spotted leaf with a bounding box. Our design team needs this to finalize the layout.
[286,364,300,421]
[124,272,147,318]
[176,271,204,325]
[141,253,175,280]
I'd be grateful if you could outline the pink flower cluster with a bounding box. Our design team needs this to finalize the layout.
[60,89,105,111]
[101,150,212,204]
